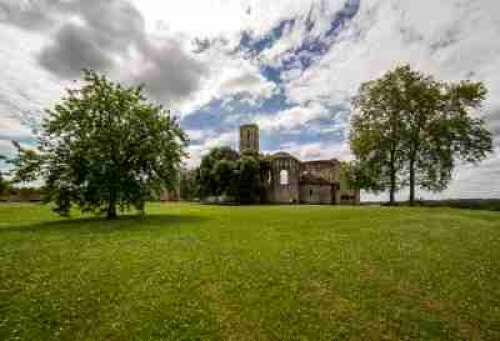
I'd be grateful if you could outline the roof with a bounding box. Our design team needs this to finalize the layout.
[240,123,259,129]
[272,151,299,161]
[302,158,340,165]
[272,153,342,165]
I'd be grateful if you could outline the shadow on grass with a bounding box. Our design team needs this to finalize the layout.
[0,214,209,235]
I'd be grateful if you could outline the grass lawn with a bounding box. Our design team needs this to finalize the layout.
[1,203,499,340]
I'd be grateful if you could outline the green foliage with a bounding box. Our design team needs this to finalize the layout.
[351,68,407,203]
[339,161,359,191]
[212,159,238,197]
[1,203,500,340]
[0,154,7,194]
[341,160,379,192]
[197,146,239,199]
[351,64,493,204]
[256,154,272,203]
[197,146,267,204]
[235,156,261,204]
[179,168,198,201]
[9,69,186,218]
[8,142,42,184]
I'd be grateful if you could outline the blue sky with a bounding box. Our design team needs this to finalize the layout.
[0,0,499,199]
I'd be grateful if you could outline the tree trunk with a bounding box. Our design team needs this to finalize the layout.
[388,149,396,206]
[107,190,117,219]
[409,158,416,206]
[389,172,396,205]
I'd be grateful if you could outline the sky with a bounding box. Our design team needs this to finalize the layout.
[0,0,499,200]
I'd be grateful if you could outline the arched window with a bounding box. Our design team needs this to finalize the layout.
[280,169,289,185]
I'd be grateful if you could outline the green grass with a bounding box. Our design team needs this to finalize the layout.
[1,203,499,341]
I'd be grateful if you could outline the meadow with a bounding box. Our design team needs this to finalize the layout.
[1,203,499,340]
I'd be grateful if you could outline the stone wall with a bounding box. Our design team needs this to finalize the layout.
[300,160,340,183]
[338,189,360,205]
[269,154,300,204]
[320,185,334,204]
[299,185,333,204]
[239,124,259,154]
[235,124,361,205]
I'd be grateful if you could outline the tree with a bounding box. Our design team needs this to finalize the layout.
[179,168,199,201]
[10,69,186,218]
[235,156,261,204]
[196,147,266,204]
[339,161,361,190]
[0,155,7,194]
[197,146,239,199]
[407,79,492,203]
[212,159,238,197]
[0,175,5,194]
[257,155,272,203]
[351,68,407,204]
[351,64,493,205]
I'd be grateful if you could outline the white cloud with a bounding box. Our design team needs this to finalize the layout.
[0,24,67,143]
[176,48,278,115]
[132,0,332,38]
[267,140,352,162]
[183,130,239,168]
[220,73,275,100]
[276,0,500,199]
[255,102,331,132]
[285,0,500,109]
[0,117,33,140]
[1,0,499,200]
[185,129,206,142]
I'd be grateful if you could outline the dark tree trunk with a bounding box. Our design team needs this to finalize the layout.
[107,204,117,219]
[388,149,397,206]
[389,172,396,205]
[107,190,117,219]
[409,158,416,206]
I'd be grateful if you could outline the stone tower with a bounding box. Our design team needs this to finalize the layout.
[239,124,259,154]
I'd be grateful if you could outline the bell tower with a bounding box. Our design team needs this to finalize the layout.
[239,124,259,154]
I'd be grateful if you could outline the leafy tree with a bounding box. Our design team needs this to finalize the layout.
[351,68,406,204]
[339,161,360,190]
[0,155,7,194]
[406,79,492,203]
[10,69,186,218]
[212,159,238,197]
[197,146,239,198]
[196,147,265,204]
[257,155,272,203]
[0,175,5,194]
[179,168,199,201]
[235,156,261,204]
[351,64,493,205]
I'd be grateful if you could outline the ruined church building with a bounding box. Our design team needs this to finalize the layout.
[239,124,360,205]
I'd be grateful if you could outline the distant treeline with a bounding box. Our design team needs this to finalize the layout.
[371,199,500,212]
[0,187,45,202]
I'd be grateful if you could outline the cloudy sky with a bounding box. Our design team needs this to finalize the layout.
[0,0,499,199]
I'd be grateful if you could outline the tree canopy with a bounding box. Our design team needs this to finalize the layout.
[196,146,268,204]
[197,146,239,199]
[350,64,493,204]
[0,155,7,194]
[179,168,198,201]
[10,69,187,218]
